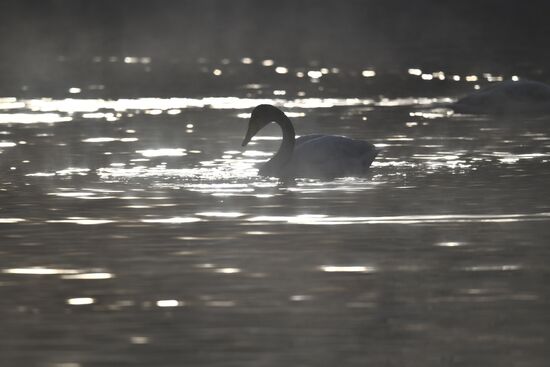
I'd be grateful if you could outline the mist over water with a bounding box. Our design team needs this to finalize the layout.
[1,1,550,367]
[3,0,550,97]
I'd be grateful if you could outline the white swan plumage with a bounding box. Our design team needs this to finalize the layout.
[241,104,378,179]
[453,80,550,115]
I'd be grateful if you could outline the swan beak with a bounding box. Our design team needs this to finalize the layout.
[242,125,255,147]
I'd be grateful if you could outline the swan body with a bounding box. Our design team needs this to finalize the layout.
[242,104,378,179]
[452,80,550,115]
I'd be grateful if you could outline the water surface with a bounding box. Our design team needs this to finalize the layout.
[1,59,550,367]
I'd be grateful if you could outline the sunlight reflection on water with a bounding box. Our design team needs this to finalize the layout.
[0,96,456,124]
[7,212,550,227]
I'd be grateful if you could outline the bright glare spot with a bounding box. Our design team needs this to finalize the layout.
[130,336,150,344]
[213,69,222,76]
[186,123,194,128]
[241,57,253,64]
[435,241,465,247]
[156,299,181,307]
[0,113,73,124]
[0,98,24,109]
[242,150,274,157]
[3,267,79,275]
[296,71,305,78]
[130,56,146,64]
[121,137,138,142]
[52,168,91,176]
[307,70,323,79]
[408,68,422,76]
[261,59,274,66]
[275,66,288,74]
[67,297,95,305]
[215,268,241,274]
[0,141,16,147]
[406,122,418,127]
[47,218,114,225]
[290,295,312,301]
[68,88,81,94]
[82,137,118,143]
[319,265,376,273]
[484,73,504,82]
[452,75,461,81]
[432,71,445,80]
[146,109,163,115]
[474,85,481,90]
[512,75,519,81]
[464,265,521,272]
[141,217,201,224]
[421,74,433,80]
[137,148,186,157]
[196,212,244,218]
[246,231,273,235]
[62,272,114,280]
[167,109,181,115]
[362,70,376,77]
[465,75,478,82]
[273,90,286,95]
[409,109,453,119]
[82,112,117,120]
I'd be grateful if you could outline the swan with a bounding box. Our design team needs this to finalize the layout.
[241,104,378,179]
[452,80,550,115]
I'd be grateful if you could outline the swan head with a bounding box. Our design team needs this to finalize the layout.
[242,104,286,146]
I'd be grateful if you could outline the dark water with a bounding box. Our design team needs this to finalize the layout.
[1,59,550,367]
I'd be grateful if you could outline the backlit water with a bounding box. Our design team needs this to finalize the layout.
[1,59,549,367]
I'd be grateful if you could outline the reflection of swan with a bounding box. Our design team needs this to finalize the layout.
[453,80,550,115]
[241,104,378,179]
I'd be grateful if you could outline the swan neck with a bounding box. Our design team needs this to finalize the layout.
[274,114,295,163]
